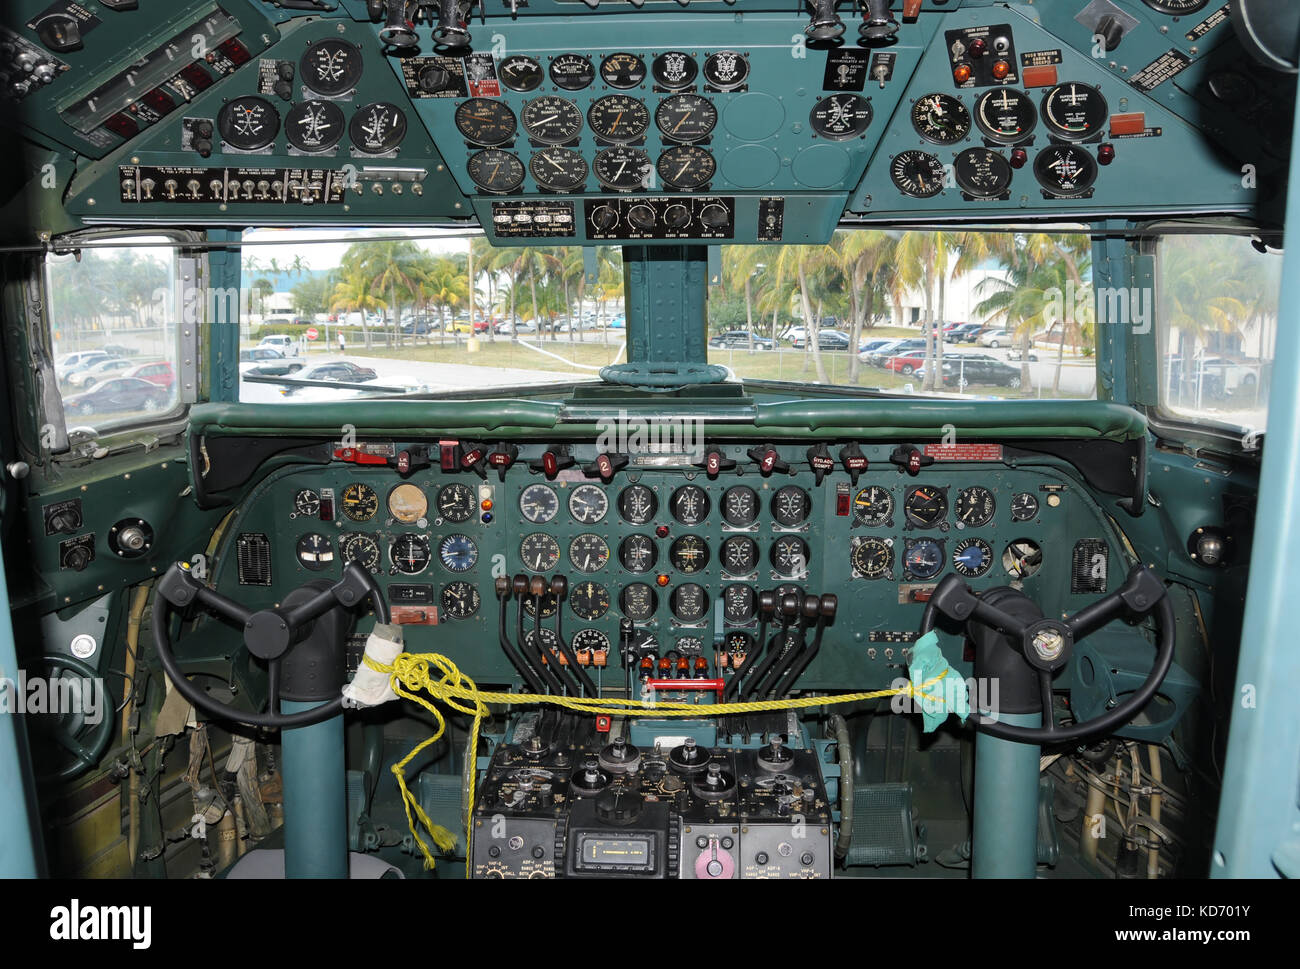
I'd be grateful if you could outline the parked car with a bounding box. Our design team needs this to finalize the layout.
[948,323,987,343]
[606,316,625,329]
[709,330,775,350]
[979,328,1013,348]
[55,351,113,381]
[124,361,176,391]
[495,319,538,334]
[63,377,169,416]
[258,334,301,357]
[791,329,852,351]
[297,362,378,383]
[923,353,1024,389]
[101,343,139,357]
[865,338,927,367]
[65,357,135,389]
[1007,345,1039,362]
[883,349,928,375]
[444,319,474,334]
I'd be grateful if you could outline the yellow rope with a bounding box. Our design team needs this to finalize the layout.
[367,651,952,876]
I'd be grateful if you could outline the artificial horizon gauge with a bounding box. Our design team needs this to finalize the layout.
[852,486,895,526]
[593,146,653,191]
[851,537,893,578]
[296,533,334,571]
[721,535,759,575]
[341,483,379,521]
[499,54,544,92]
[520,483,560,523]
[657,145,715,190]
[293,489,321,516]
[911,93,970,145]
[904,539,944,580]
[890,150,946,199]
[530,147,588,192]
[1041,83,1108,142]
[652,51,698,90]
[1034,144,1098,198]
[588,95,650,143]
[722,583,757,624]
[600,52,648,89]
[467,149,525,194]
[620,582,658,621]
[455,97,517,147]
[904,485,947,528]
[655,94,717,143]
[521,96,583,145]
[350,102,407,153]
[772,486,812,527]
[569,533,612,573]
[974,88,1037,145]
[217,96,280,151]
[440,581,481,619]
[569,581,611,621]
[300,38,364,97]
[618,484,658,524]
[952,537,993,578]
[618,533,658,572]
[438,534,478,572]
[669,535,710,574]
[436,483,475,523]
[955,486,995,527]
[953,147,1013,198]
[722,486,759,527]
[671,484,710,526]
[568,484,609,524]
[810,94,873,141]
[670,583,709,623]
[702,50,749,90]
[339,533,381,571]
[549,53,595,91]
[392,534,432,575]
[771,536,810,577]
[520,532,561,572]
[388,482,429,524]
[285,100,345,153]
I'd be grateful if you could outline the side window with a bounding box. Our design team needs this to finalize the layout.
[46,237,183,431]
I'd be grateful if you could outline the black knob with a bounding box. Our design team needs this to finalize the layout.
[194,139,213,158]
[1096,15,1125,52]
[800,852,815,866]
[628,204,656,230]
[699,203,729,229]
[62,546,91,572]
[48,511,79,534]
[591,205,618,231]
[755,851,769,865]
[595,787,643,825]
[273,79,293,101]
[418,65,451,93]
[664,203,690,228]
[195,120,214,139]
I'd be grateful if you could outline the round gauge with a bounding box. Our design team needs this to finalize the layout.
[771,584,805,627]
[294,489,321,516]
[671,485,710,526]
[657,145,715,190]
[300,38,364,97]
[853,486,894,526]
[593,146,653,191]
[600,52,647,89]
[676,636,704,654]
[771,536,810,577]
[519,483,560,523]
[1010,492,1039,521]
[722,584,756,624]
[771,486,812,527]
[570,580,611,621]
[722,486,758,527]
[217,96,280,151]
[904,485,948,528]
[955,486,995,527]
[549,53,595,91]
[669,535,710,574]
[952,537,993,578]
[618,484,658,524]
[569,533,611,573]
[467,149,525,194]
[499,54,544,93]
[341,483,379,522]
[523,593,558,619]
[392,534,432,575]
[1034,144,1098,198]
[670,583,709,623]
[1041,83,1108,142]
[618,533,658,573]
[953,147,1013,198]
[911,93,970,144]
[387,483,428,524]
[520,532,561,572]
[905,539,944,580]
[350,102,408,153]
[521,95,583,145]
[890,150,946,199]
[438,534,478,573]
[810,94,873,141]
[339,533,381,571]
[285,100,345,153]
[529,147,588,192]
[652,51,698,90]
[436,483,475,523]
[974,87,1037,145]
[721,535,759,575]
[588,95,650,143]
[1141,0,1209,14]
[1003,538,1043,579]
[454,98,516,147]
[440,581,481,619]
[725,631,755,662]
[296,533,335,571]
[702,50,749,91]
[523,629,558,658]
[655,94,717,143]
[572,629,611,661]
[568,484,609,524]
[851,537,893,579]
[620,582,658,621]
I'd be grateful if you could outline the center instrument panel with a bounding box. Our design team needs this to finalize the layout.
[203,439,1133,694]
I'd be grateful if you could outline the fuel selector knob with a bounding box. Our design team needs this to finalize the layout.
[664,203,690,228]
[628,203,656,230]
[591,204,619,231]
[418,65,451,93]
[699,203,729,229]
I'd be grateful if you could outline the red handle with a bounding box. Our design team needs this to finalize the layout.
[644,678,725,695]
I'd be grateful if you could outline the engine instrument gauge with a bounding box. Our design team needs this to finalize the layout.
[722,583,756,624]
[1034,144,1098,197]
[387,483,428,524]
[593,146,653,191]
[549,53,595,91]
[702,51,749,90]
[521,95,583,145]
[725,631,755,664]
[911,93,970,144]
[530,147,588,191]
[810,94,873,141]
[294,489,321,517]
[519,483,560,523]
[652,51,698,90]
[851,537,893,579]
[438,534,478,573]
[600,52,647,89]
[392,534,432,574]
[904,539,944,579]
[657,145,715,190]
[671,485,711,526]
[955,486,995,527]
[454,97,516,147]
[618,484,658,524]
[1010,492,1039,521]
[588,95,650,143]
[467,149,525,194]
[520,533,561,572]
[285,100,345,153]
[568,484,609,524]
[952,537,993,578]
[1003,539,1043,579]
[217,96,280,151]
[720,486,758,528]
[296,533,334,571]
[890,150,946,198]
[771,486,812,527]
[770,536,810,577]
[655,94,717,143]
[339,533,381,571]
[300,39,364,97]
[721,536,759,575]
[853,486,895,526]
[350,102,407,153]
[904,485,948,528]
[569,533,611,573]
[618,534,658,573]
[572,629,611,662]
[436,483,475,523]
[619,582,658,621]
[1041,83,1108,142]
[670,583,709,623]
[953,148,1013,198]
[669,535,709,574]
[570,581,612,621]
[499,54,544,93]
[440,581,481,619]
[974,87,1037,145]
[522,593,558,619]
[341,483,379,522]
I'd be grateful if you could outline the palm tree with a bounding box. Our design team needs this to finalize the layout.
[773,245,835,383]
